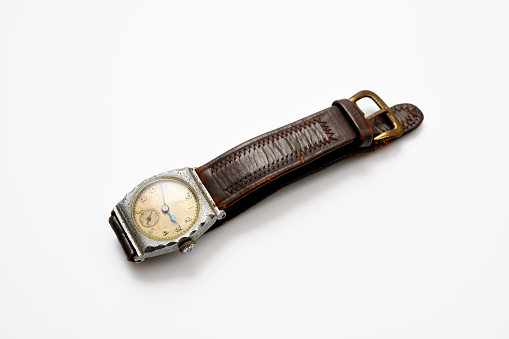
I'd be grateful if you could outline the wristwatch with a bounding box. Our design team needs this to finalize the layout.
[108,90,423,262]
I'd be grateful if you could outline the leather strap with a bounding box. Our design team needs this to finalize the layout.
[109,212,136,262]
[196,104,361,210]
[333,99,373,147]
[197,100,423,231]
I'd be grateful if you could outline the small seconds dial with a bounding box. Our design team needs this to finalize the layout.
[139,209,160,227]
[132,178,199,241]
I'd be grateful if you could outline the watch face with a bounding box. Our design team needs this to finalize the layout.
[131,177,200,241]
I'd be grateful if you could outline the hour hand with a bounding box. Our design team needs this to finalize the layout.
[161,205,179,224]
[169,213,178,224]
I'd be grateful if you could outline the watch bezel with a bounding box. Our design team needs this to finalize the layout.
[114,167,225,262]
[130,176,201,241]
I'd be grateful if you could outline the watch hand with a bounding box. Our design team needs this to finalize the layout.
[161,203,181,226]
[168,211,179,224]
[146,210,153,224]
[160,182,167,206]
[167,210,182,231]
[160,182,179,224]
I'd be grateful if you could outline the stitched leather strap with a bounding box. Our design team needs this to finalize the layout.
[197,100,423,231]
[196,103,366,210]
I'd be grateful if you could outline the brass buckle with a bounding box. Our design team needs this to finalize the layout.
[349,90,403,141]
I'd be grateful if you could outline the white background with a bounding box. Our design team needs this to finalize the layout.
[1,1,508,338]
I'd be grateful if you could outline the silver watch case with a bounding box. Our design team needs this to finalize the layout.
[112,167,225,262]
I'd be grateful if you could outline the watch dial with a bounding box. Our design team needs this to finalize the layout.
[131,178,199,241]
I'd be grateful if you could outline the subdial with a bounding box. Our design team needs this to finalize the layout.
[140,209,160,228]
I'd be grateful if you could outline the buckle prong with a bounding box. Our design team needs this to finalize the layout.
[349,90,403,141]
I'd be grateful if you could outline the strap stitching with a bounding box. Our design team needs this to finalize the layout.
[211,116,335,173]
[222,117,337,194]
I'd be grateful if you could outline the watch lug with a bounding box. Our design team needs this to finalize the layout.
[190,167,225,219]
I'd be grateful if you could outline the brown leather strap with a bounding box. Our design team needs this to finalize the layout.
[109,212,136,262]
[197,100,423,231]
[333,99,373,147]
[196,101,372,210]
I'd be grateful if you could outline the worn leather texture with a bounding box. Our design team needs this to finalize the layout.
[109,212,136,263]
[198,101,423,232]
[196,102,375,210]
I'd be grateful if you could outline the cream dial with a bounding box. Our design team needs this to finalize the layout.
[132,178,199,240]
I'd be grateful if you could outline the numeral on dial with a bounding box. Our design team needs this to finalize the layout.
[175,225,182,232]
[140,195,147,202]
[149,187,156,193]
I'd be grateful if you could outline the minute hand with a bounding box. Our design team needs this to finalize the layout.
[160,182,167,206]
[160,183,181,226]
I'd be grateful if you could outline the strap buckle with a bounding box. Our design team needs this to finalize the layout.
[349,90,403,141]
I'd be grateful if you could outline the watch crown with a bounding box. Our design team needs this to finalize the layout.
[179,240,196,254]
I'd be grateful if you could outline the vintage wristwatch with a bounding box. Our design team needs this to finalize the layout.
[108,90,423,262]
